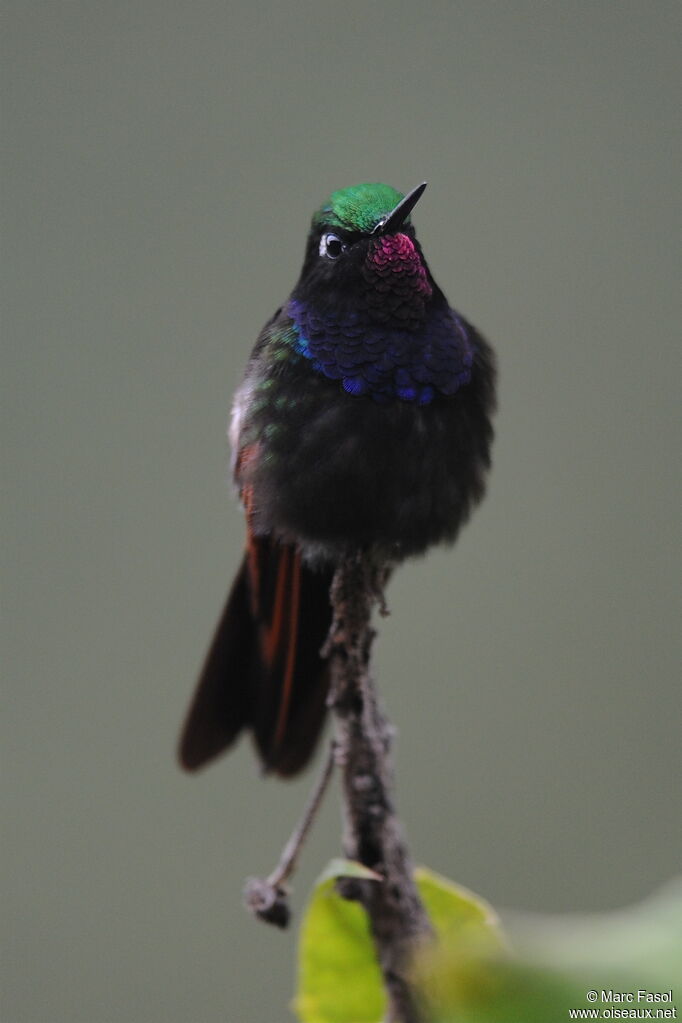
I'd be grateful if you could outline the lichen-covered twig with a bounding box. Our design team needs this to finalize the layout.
[327,553,433,1023]
[245,552,432,1020]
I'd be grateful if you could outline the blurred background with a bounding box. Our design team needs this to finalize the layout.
[3,1,681,1020]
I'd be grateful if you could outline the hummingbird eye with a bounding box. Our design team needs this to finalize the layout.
[320,233,345,259]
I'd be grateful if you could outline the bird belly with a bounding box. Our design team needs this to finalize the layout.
[242,363,492,560]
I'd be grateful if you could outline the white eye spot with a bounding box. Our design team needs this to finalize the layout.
[320,233,345,259]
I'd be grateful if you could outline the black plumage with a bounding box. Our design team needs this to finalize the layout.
[179,182,496,776]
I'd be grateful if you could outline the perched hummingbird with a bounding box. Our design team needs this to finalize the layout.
[178,182,495,777]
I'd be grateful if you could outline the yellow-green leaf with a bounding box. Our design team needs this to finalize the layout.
[294,876,383,1023]
[415,879,682,1023]
[294,863,502,1023]
[414,866,503,953]
[316,858,383,885]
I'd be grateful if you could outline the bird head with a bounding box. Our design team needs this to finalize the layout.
[294,182,436,326]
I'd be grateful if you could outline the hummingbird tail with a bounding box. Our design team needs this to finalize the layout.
[178,540,333,777]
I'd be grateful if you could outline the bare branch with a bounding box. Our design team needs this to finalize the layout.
[244,741,336,929]
[244,552,433,1020]
[327,553,433,1023]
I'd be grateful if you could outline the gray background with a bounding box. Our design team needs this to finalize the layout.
[3,1,681,1021]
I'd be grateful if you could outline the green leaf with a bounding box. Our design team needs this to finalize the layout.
[507,877,682,987]
[416,953,586,1023]
[295,857,681,1023]
[414,866,503,953]
[294,863,502,1023]
[294,875,383,1023]
[415,879,682,1023]
[316,858,383,886]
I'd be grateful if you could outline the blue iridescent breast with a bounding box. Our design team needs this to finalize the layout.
[286,298,475,405]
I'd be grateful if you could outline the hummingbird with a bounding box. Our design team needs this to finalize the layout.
[178,182,496,777]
